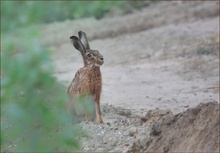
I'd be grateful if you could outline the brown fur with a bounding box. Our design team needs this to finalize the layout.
[67,31,103,124]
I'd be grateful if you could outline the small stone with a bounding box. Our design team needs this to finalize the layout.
[123,131,129,136]
[129,127,137,137]
[140,117,148,123]
[117,108,131,117]
[96,148,104,152]
[151,123,161,136]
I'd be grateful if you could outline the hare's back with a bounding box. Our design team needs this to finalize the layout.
[67,68,87,95]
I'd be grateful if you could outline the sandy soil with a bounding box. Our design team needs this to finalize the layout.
[42,1,219,116]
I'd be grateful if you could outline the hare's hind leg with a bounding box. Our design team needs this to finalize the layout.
[95,102,103,124]
[84,111,91,122]
[83,95,96,122]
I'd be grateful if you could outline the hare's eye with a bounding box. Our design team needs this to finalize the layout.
[87,53,92,57]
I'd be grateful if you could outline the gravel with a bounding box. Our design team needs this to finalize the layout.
[78,102,219,152]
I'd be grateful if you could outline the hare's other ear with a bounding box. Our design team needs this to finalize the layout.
[70,36,86,54]
[78,31,90,50]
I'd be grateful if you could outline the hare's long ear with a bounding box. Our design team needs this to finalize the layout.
[78,31,90,50]
[70,36,86,55]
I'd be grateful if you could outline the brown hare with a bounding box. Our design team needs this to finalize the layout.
[67,31,104,124]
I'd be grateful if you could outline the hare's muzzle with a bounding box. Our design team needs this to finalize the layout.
[99,57,104,65]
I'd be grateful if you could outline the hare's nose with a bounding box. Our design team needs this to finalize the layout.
[100,57,104,61]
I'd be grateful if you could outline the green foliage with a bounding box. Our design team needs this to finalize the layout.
[1,27,82,152]
[77,95,96,118]
[1,1,126,33]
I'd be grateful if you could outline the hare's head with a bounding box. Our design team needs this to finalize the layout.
[70,31,104,67]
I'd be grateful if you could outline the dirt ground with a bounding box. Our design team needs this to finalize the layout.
[44,1,219,114]
[41,1,219,152]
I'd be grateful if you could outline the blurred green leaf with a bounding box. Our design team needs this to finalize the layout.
[1,26,81,152]
[1,1,134,33]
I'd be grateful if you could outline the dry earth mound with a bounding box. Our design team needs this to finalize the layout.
[79,102,219,152]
